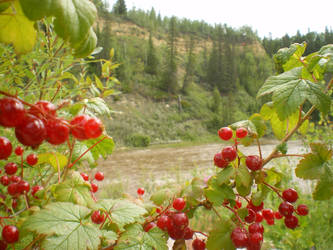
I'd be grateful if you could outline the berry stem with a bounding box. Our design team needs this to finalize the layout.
[256,138,263,160]
[222,204,245,228]
[194,231,209,238]
[212,206,222,220]
[263,181,283,199]
[20,154,24,178]
[23,194,30,209]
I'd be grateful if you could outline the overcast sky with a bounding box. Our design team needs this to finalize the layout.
[107,0,332,38]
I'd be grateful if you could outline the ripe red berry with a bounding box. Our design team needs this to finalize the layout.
[4,162,18,175]
[137,187,145,196]
[221,146,237,162]
[0,239,7,249]
[274,211,283,219]
[245,155,262,171]
[171,212,189,230]
[70,115,90,141]
[245,208,256,223]
[173,198,186,211]
[157,215,171,231]
[144,222,156,232]
[265,218,275,225]
[262,208,274,221]
[282,188,298,203]
[94,171,104,181]
[31,185,44,198]
[236,127,248,138]
[0,136,12,160]
[231,227,249,248]
[192,238,206,250]
[213,152,229,168]
[167,225,185,240]
[0,97,26,127]
[218,127,233,140]
[29,100,56,118]
[91,210,105,224]
[14,146,24,156]
[91,182,98,193]
[249,232,263,245]
[26,154,38,166]
[80,172,89,181]
[84,117,103,139]
[279,201,294,217]
[234,199,242,209]
[17,180,30,194]
[15,114,47,147]
[7,183,18,196]
[248,223,264,234]
[10,175,21,183]
[284,215,298,229]
[296,204,309,216]
[2,225,19,243]
[0,175,10,186]
[183,227,194,240]
[255,212,263,223]
[46,119,70,145]
[12,198,18,209]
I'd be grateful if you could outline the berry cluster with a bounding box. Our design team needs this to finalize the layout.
[144,198,206,250]
[80,171,105,194]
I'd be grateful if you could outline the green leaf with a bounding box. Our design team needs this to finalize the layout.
[0,1,36,54]
[230,120,258,137]
[313,167,333,200]
[0,2,10,12]
[51,171,95,207]
[115,224,168,250]
[84,97,112,116]
[205,178,235,206]
[216,166,235,185]
[94,75,104,91]
[37,152,68,171]
[249,113,267,138]
[72,141,95,166]
[22,202,101,250]
[83,136,115,161]
[206,218,235,250]
[235,164,252,188]
[296,143,332,180]
[97,199,146,229]
[101,230,118,245]
[251,184,270,205]
[73,28,97,58]
[257,67,331,120]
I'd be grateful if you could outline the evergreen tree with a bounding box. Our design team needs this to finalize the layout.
[182,35,196,94]
[113,0,127,16]
[145,32,158,75]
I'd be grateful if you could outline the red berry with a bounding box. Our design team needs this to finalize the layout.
[245,209,256,223]
[2,225,19,244]
[137,187,145,196]
[80,172,89,181]
[218,127,233,140]
[236,127,248,138]
[4,163,18,175]
[284,215,298,229]
[70,115,90,140]
[167,225,185,240]
[183,227,194,240]
[91,210,104,224]
[262,208,274,221]
[17,180,30,194]
[144,222,156,232]
[231,227,249,248]
[234,200,242,209]
[84,117,103,139]
[7,183,18,196]
[0,175,10,186]
[14,146,24,156]
[255,212,263,223]
[274,211,283,219]
[26,154,38,166]
[248,223,264,234]
[249,232,263,245]
[94,171,104,181]
[12,199,18,209]
[279,201,294,217]
[0,136,12,160]
[265,218,275,225]
[296,204,309,216]
[29,100,56,118]
[10,175,21,183]
[157,215,170,231]
[213,152,229,168]
[282,188,298,203]
[31,185,43,199]
[171,212,189,230]
[0,239,7,250]
[0,97,26,127]
[221,146,237,162]
[156,207,162,214]
[15,114,47,147]
[173,198,186,211]
[91,182,98,193]
[245,155,262,171]
[192,238,206,250]
[46,119,70,145]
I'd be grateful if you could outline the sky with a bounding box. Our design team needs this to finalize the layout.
[107,0,333,38]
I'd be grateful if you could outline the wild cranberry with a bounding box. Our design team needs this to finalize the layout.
[31,185,43,199]
[282,188,298,203]
[231,227,249,248]
[213,152,229,168]
[249,232,263,245]
[144,222,156,232]
[15,114,47,147]
[90,182,98,193]
[221,146,237,162]
[0,97,26,127]
[0,240,7,250]
[12,199,18,209]
[218,127,233,140]
[10,175,21,183]
[0,175,10,186]
[171,212,189,230]
[265,218,275,225]
[137,187,145,196]
[7,183,18,196]
[245,209,256,223]
[157,215,170,231]
[167,226,185,240]
[248,223,264,234]
[84,117,103,139]
[297,204,309,216]
[183,227,194,240]
[2,225,19,243]
[80,172,89,181]
[94,171,104,181]
[29,100,56,118]
[255,212,263,223]
[14,146,24,156]
[284,215,298,229]
[262,208,274,220]
[247,200,264,212]
[4,163,18,175]
[245,155,262,171]
[192,238,206,250]
[279,201,294,217]
[70,115,90,140]
[0,136,12,160]
[46,119,70,145]
[26,154,38,166]
[234,199,242,209]
[236,127,248,138]
[91,210,104,224]
[17,180,30,194]
[274,211,283,219]
[173,198,186,211]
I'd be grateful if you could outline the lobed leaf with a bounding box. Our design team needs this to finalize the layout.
[204,178,235,206]
[313,167,333,200]
[206,217,235,250]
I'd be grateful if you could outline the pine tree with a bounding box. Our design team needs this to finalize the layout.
[182,35,196,94]
[113,0,127,16]
[145,32,158,75]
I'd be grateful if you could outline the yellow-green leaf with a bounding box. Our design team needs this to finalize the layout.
[37,152,68,171]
